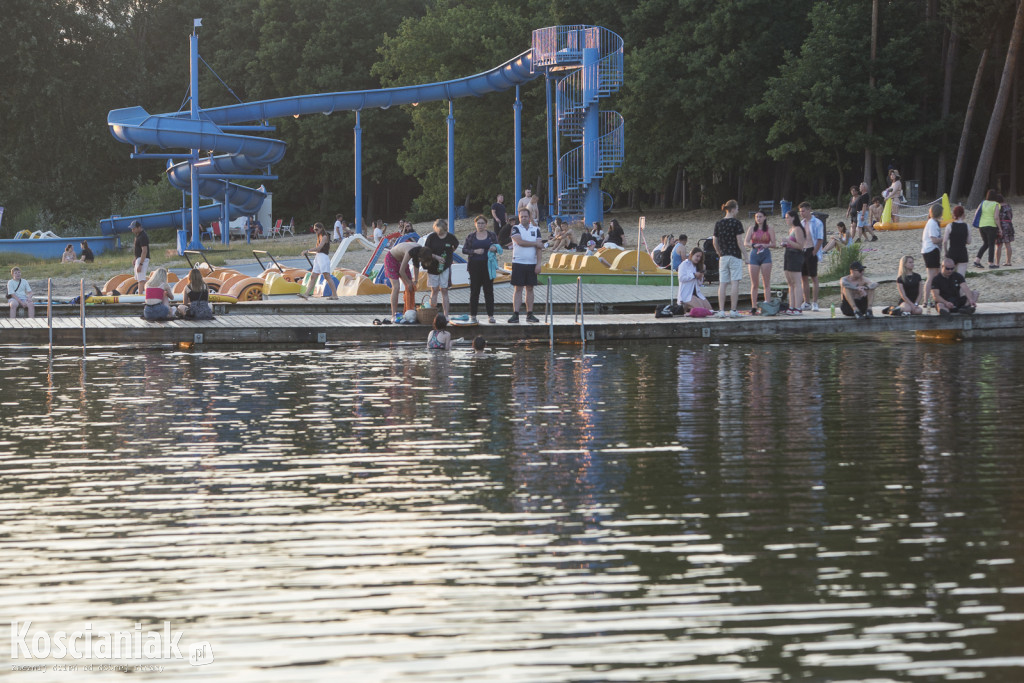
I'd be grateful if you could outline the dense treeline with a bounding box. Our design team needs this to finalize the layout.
[1,0,1021,236]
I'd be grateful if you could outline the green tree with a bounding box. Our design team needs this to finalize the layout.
[752,0,924,203]
[373,0,556,218]
[610,0,808,207]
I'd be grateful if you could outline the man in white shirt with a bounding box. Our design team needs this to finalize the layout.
[333,214,344,241]
[508,208,543,324]
[7,267,34,319]
[799,202,824,311]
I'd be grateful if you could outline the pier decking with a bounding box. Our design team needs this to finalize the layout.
[3,303,1024,348]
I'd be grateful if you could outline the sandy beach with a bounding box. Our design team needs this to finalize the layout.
[33,199,1023,308]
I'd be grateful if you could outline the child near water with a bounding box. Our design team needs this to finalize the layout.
[426,313,452,351]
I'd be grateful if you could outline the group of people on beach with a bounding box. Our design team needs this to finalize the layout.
[671,188,1012,319]
[674,199,833,317]
[60,241,94,263]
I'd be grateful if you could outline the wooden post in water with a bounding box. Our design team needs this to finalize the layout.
[47,278,53,351]
[635,216,645,286]
[80,279,86,351]
[547,277,554,348]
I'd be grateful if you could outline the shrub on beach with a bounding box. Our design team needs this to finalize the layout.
[822,243,863,281]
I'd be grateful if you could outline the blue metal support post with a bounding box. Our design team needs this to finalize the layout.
[545,72,555,221]
[221,181,230,246]
[447,100,456,230]
[354,110,363,234]
[514,86,522,213]
[186,30,203,251]
[582,45,601,226]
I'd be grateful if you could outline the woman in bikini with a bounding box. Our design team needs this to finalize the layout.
[744,211,776,314]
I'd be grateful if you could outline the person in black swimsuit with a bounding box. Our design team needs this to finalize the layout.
[943,204,972,276]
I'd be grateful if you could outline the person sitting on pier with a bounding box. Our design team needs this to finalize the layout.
[932,258,979,315]
[839,261,877,319]
[176,268,214,320]
[142,268,176,321]
[7,267,34,319]
[883,255,923,315]
[677,247,711,311]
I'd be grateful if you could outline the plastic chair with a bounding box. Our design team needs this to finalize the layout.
[269,219,283,238]
[212,222,221,240]
[282,218,295,236]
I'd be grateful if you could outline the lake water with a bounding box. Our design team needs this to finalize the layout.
[1,338,1022,681]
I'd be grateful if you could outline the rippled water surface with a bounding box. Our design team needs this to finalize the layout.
[1,338,1023,681]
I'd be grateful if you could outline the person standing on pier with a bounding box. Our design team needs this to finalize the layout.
[798,202,824,312]
[384,241,437,322]
[507,207,543,324]
[943,205,972,276]
[712,199,745,318]
[744,211,776,314]
[424,219,459,319]
[921,203,944,306]
[131,220,149,286]
[781,210,806,315]
[462,215,499,324]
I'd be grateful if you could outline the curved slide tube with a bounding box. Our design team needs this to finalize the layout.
[106,51,538,235]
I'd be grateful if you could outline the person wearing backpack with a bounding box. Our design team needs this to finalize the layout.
[652,235,673,268]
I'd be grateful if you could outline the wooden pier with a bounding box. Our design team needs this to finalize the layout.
[3,303,1024,348]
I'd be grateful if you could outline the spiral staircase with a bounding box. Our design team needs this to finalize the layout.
[531,26,624,221]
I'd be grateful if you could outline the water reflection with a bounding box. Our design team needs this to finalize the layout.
[0,338,1022,681]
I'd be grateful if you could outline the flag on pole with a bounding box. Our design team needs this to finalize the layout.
[194,18,202,27]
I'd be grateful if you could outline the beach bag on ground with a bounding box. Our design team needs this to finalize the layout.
[416,295,438,324]
[654,303,685,318]
[758,296,783,316]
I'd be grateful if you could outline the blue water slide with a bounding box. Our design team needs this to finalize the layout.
[105,51,538,235]
[100,204,227,236]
